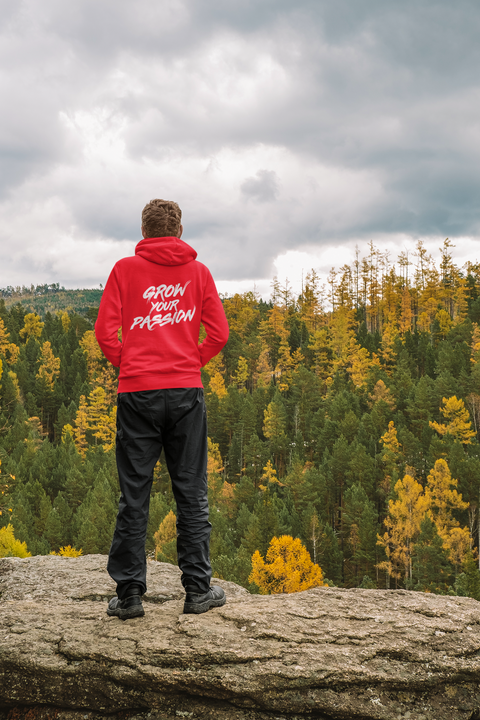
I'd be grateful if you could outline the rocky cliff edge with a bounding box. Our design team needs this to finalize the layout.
[1,555,480,720]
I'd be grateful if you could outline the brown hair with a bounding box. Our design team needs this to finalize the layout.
[141,199,182,238]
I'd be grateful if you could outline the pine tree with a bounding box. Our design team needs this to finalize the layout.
[317,523,343,585]
[380,420,403,496]
[343,483,379,586]
[263,392,287,472]
[44,492,73,550]
[412,515,453,594]
[74,472,117,553]
[241,487,280,558]
[298,269,323,333]
[64,466,91,510]
[75,519,100,554]
[456,551,480,600]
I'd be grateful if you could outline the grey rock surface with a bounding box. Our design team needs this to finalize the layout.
[1,555,480,720]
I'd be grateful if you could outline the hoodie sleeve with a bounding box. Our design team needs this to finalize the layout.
[95,266,122,367]
[198,271,229,367]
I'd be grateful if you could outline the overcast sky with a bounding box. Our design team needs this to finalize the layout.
[1,0,479,297]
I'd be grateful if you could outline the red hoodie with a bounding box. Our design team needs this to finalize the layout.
[95,236,229,393]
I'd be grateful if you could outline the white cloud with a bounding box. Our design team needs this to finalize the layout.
[0,0,480,291]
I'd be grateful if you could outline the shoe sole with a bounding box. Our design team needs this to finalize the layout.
[106,604,145,620]
[183,594,226,614]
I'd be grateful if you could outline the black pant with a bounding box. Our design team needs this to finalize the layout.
[107,387,211,599]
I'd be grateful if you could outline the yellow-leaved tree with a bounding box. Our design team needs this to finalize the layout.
[298,269,324,333]
[347,340,378,388]
[86,387,116,451]
[263,396,288,474]
[0,318,20,364]
[79,330,118,404]
[380,421,403,496]
[424,459,470,571]
[50,545,83,557]
[233,356,249,392]
[378,459,471,584]
[36,341,61,390]
[64,395,88,458]
[222,291,260,340]
[0,525,31,558]
[205,353,228,399]
[207,437,226,507]
[249,535,324,594]
[154,510,177,564]
[380,321,398,372]
[79,330,103,378]
[254,341,273,388]
[19,313,44,340]
[59,310,71,333]
[0,456,13,519]
[429,396,476,444]
[275,341,303,392]
[64,388,116,457]
[377,473,430,584]
[258,460,284,491]
[308,328,331,381]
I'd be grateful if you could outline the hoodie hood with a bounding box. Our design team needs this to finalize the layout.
[135,236,197,266]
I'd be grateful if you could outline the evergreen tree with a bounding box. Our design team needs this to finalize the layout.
[74,472,117,553]
[343,483,379,586]
[317,523,343,585]
[455,551,480,600]
[412,515,453,594]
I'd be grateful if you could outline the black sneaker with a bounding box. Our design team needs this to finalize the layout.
[107,587,145,620]
[183,585,226,614]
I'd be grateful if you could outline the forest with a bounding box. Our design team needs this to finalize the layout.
[2,238,480,598]
[0,283,103,317]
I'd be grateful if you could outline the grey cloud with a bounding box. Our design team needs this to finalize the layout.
[241,170,279,203]
[1,0,480,286]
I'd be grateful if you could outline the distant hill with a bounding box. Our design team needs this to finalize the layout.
[0,284,102,317]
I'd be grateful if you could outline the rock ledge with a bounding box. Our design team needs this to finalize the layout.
[2,555,480,720]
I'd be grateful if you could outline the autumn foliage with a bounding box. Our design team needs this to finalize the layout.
[250,535,324,594]
[0,524,31,558]
[3,241,480,598]
[50,545,83,557]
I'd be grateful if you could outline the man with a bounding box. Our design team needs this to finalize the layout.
[95,198,229,619]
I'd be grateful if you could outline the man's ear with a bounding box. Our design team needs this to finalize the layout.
[178,224,183,238]
[141,226,148,239]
